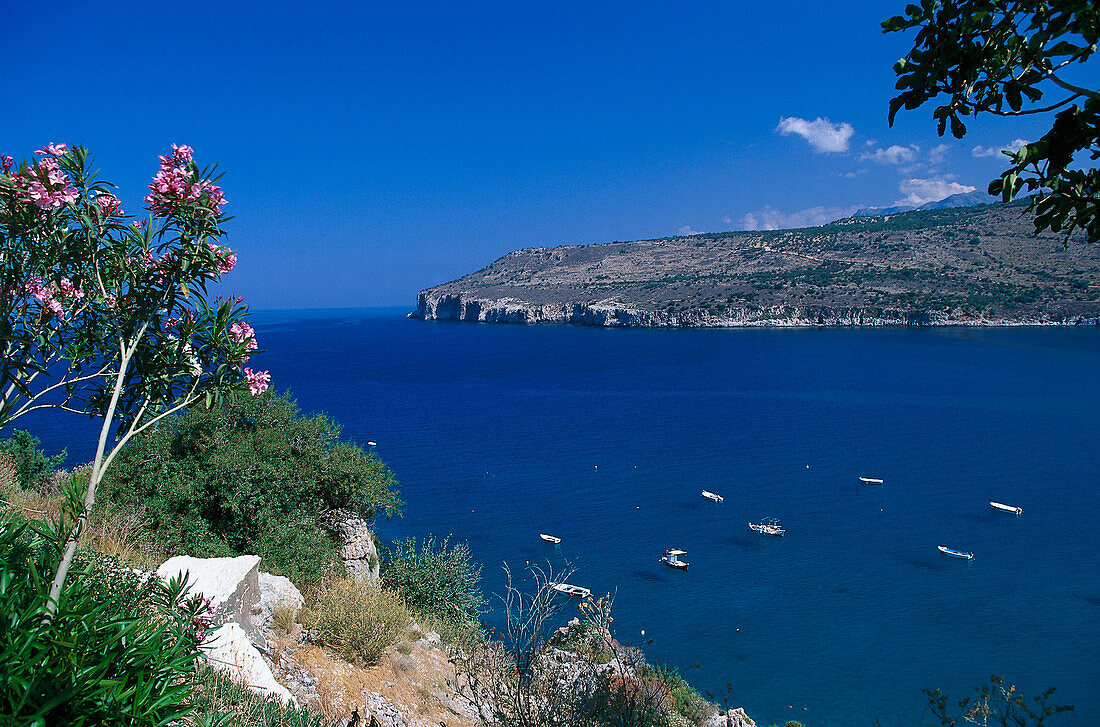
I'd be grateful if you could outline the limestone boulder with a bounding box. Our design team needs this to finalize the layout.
[157,555,261,636]
[202,622,296,706]
[254,571,305,630]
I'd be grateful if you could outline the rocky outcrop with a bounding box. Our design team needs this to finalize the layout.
[320,509,381,581]
[702,708,757,727]
[203,622,296,706]
[254,572,305,631]
[157,554,261,637]
[411,292,1100,328]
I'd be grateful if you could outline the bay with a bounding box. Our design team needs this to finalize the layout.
[22,308,1100,726]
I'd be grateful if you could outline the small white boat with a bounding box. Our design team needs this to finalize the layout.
[367,441,377,447]
[989,501,1023,516]
[748,517,785,537]
[701,490,724,502]
[938,545,974,560]
[661,548,689,570]
[550,582,591,598]
[860,476,884,485]
[539,533,562,544]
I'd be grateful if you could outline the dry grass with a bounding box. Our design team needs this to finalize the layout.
[303,578,410,667]
[271,603,301,636]
[290,638,476,727]
[0,453,65,522]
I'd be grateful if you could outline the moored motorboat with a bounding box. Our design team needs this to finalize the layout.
[539,533,562,544]
[937,545,974,560]
[860,476,884,485]
[550,582,591,598]
[989,501,1023,516]
[701,490,724,502]
[748,517,785,537]
[661,548,689,570]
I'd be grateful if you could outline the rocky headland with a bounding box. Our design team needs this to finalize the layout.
[411,201,1100,327]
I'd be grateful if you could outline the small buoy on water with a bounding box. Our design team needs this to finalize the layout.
[805,465,809,469]
[594,465,598,469]
[802,707,808,711]
[471,509,475,513]
[736,628,740,632]
[640,629,645,637]
[788,706,794,710]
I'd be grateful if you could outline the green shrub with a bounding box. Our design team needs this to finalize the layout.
[0,429,66,491]
[100,391,402,583]
[381,534,486,629]
[643,663,715,725]
[0,510,207,725]
[305,577,409,666]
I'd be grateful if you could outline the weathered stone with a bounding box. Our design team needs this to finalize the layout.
[702,707,757,727]
[202,622,296,706]
[157,555,260,635]
[254,571,305,630]
[320,509,380,580]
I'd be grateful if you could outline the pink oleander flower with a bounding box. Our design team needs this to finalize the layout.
[145,145,225,218]
[132,219,146,230]
[243,367,270,396]
[20,156,79,210]
[207,242,237,273]
[1,155,12,173]
[34,142,68,157]
[164,316,180,332]
[95,193,123,217]
[228,321,257,348]
[57,277,83,300]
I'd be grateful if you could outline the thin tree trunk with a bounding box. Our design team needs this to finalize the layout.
[40,343,132,625]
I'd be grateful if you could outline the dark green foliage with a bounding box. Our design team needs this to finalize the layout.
[0,510,205,726]
[883,0,1099,242]
[0,429,66,490]
[189,665,329,727]
[382,534,486,628]
[101,391,402,583]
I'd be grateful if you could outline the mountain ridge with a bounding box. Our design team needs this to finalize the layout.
[411,201,1100,327]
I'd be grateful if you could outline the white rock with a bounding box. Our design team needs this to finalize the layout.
[202,622,296,706]
[254,571,305,629]
[157,555,261,635]
[320,509,381,580]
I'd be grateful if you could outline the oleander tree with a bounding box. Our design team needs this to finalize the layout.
[0,142,270,622]
[883,0,1099,242]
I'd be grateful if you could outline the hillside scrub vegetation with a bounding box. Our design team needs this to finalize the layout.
[381,534,486,633]
[99,390,401,582]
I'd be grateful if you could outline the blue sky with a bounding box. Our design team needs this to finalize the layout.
[2,1,1050,308]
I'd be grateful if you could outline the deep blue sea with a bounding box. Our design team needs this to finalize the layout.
[22,308,1100,726]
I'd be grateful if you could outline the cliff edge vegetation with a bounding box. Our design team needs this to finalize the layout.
[411,202,1100,327]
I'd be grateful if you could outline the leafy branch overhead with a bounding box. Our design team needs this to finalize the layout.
[883,0,1100,242]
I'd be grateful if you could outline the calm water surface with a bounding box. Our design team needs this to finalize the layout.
[27,308,1100,726]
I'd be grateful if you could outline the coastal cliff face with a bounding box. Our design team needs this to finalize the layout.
[410,202,1100,327]
[411,291,1100,327]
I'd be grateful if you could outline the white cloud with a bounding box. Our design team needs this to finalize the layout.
[678,225,701,236]
[860,144,920,165]
[776,116,855,153]
[738,204,860,231]
[972,138,1028,158]
[895,177,976,206]
[928,143,951,165]
[722,215,733,225]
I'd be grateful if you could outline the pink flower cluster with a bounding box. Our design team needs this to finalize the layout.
[8,147,80,210]
[229,321,258,353]
[184,594,217,643]
[145,144,226,218]
[95,193,123,218]
[22,275,81,320]
[1,155,12,173]
[24,277,65,319]
[207,242,237,273]
[243,367,271,396]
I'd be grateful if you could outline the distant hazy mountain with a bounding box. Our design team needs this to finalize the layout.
[853,191,998,218]
[411,201,1100,327]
